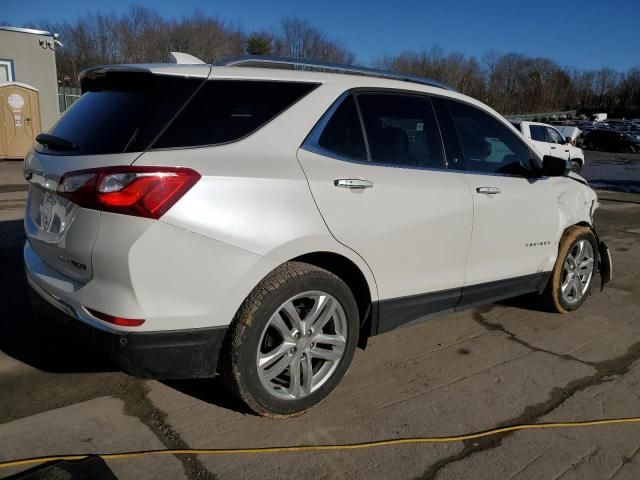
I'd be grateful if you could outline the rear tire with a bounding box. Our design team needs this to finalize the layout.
[221,262,359,417]
[541,226,597,313]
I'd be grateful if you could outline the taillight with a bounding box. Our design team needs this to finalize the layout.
[86,307,145,327]
[57,166,200,219]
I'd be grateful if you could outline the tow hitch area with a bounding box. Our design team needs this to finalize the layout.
[599,240,613,290]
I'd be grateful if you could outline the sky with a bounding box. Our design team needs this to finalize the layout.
[2,0,639,71]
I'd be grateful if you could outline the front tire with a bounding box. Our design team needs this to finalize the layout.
[542,226,597,313]
[221,262,359,417]
[570,160,582,173]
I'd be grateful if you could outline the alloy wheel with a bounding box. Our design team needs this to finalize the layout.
[256,291,347,400]
[560,240,595,305]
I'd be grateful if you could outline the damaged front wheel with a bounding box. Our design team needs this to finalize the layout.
[542,226,598,313]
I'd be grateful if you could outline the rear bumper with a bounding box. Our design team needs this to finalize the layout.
[28,283,227,379]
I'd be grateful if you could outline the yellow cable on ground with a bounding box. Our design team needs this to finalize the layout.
[2,417,640,470]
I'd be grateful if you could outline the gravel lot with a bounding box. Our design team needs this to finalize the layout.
[1,155,640,480]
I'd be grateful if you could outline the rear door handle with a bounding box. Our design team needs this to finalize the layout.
[334,179,374,189]
[476,186,501,195]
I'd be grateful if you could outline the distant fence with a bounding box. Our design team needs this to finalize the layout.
[58,86,81,113]
[507,110,577,121]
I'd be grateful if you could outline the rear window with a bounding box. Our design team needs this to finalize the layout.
[38,73,204,156]
[153,80,319,149]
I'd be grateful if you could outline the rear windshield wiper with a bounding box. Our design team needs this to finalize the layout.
[35,133,78,151]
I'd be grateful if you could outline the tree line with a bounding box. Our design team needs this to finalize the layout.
[17,6,640,117]
[376,48,640,117]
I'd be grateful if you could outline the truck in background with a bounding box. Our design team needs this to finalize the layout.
[511,120,585,173]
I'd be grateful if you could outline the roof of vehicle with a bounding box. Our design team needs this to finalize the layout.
[79,55,455,94]
[78,61,482,108]
[79,62,452,90]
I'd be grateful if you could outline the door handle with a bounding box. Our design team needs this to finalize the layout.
[550,146,557,149]
[334,179,374,189]
[476,186,501,195]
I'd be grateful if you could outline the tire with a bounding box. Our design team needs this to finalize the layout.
[570,160,582,173]
[542,226,597,313]
[220,261,359,417]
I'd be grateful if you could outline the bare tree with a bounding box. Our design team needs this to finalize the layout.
[275,17,355,64]
[25,7,640,117]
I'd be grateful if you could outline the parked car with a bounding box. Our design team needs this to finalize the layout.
[591,113,608,122]
[24,55,612,417]
[511,120,585,172]
[584,129,640,153]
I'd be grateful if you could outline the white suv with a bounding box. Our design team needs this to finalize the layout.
[24,55,612,416]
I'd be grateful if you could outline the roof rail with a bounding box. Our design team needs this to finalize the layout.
[214,55,454,91]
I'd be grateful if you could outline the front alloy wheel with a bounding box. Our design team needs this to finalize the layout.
[542,226,598,313]
[560,239,594,306]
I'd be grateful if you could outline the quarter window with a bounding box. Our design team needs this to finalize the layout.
[154,80,318,149]
[444,100,530,174]
[356,93,445,169]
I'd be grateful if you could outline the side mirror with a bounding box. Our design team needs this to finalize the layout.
[565,136,573,145]
[543,155,571,177]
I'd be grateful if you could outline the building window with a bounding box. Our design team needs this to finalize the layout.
[0,60,14,82]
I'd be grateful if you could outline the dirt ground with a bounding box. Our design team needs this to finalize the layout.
[1,154,640,480]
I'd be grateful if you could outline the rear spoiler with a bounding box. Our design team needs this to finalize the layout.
[78,63,211,91]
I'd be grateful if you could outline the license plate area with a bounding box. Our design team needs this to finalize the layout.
[28,186,77,237]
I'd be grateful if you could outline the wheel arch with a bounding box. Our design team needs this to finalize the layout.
[291,251,376,348]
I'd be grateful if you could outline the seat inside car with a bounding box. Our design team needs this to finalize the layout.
[369,126,409,164]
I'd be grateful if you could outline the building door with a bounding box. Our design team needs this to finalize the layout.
[0,83,42,159]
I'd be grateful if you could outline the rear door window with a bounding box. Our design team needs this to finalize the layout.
[356,92,445,169]
[38,73,204,156]
[153,80,319,149]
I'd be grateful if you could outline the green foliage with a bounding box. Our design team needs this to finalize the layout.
[246,35,272,56]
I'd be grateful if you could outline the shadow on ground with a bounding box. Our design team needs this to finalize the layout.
[0,219,114,374]
[0,218,246,414]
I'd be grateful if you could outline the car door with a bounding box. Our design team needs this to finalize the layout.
[546,126,571,160]
[298,91,474,333]
[433,98,560,308]
[528,124,551,157]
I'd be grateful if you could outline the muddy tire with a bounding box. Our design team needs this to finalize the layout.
[220,262,359,417]
[541,226,598,313]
